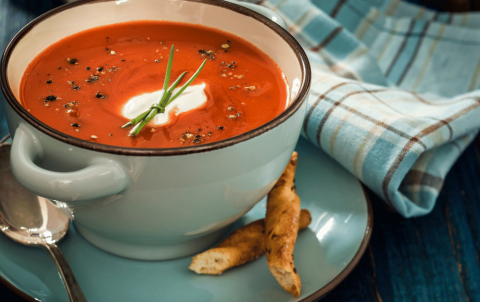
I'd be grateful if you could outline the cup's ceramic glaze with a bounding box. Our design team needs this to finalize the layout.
[1,0,310,260]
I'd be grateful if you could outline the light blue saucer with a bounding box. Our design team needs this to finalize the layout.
[0,138,372,302]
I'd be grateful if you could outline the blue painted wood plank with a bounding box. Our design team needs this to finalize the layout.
[442,138,480,301]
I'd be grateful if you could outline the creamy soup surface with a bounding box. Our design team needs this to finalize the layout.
[20,21,288,148]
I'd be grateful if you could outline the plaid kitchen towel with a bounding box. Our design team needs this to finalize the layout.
[246,0,480,217]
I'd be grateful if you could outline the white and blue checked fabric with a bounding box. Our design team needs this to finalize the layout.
[246,0,480,217]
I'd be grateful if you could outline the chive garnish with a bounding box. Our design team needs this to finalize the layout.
[121,45,207,137]
[166,60,207,107]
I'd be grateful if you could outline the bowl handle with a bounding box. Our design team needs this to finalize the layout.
[10,124,130,202]
[225,0,288,30]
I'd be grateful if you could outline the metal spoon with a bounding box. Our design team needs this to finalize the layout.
[0,136,87,302]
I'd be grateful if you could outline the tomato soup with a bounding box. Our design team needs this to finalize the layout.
[19,21,288,148]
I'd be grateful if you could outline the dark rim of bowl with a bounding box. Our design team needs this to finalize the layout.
[0,0,311,157]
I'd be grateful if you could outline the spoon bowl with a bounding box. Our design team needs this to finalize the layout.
[0,138,86,302]
[0,143,69,244]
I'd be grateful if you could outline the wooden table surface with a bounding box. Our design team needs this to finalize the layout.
[0,1,479,301]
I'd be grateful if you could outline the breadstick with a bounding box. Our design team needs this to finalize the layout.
[188,209,311,275]
[265,152,302,297]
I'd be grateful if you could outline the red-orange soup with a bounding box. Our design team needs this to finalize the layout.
[20,21,288,148]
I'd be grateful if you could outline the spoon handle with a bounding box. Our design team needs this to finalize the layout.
[43,243,87,302]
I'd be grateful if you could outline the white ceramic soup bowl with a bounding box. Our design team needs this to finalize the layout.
[1,0,310,260]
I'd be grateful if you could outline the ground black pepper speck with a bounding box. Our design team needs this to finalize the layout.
[86,75,100,83]
[67,58,78,64]
[95,92,107,99]
[45,95,57,102]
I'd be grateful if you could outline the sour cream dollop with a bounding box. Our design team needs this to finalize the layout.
[122,83,207,126]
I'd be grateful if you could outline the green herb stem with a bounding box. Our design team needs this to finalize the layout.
[167,59,207,106]
[130,119,149,137]
[160,71,187,108]
[162,46,175,92]
[121,109,151,128]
